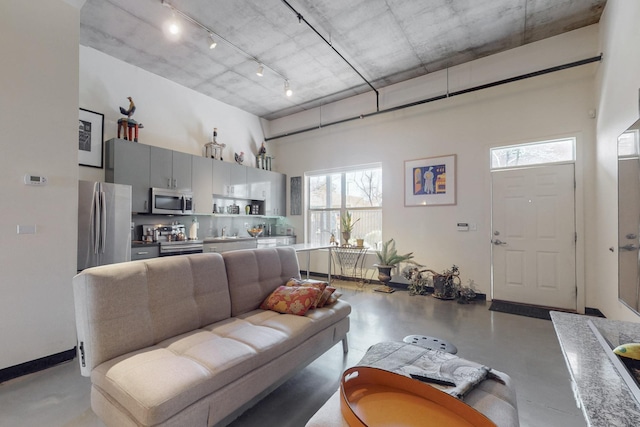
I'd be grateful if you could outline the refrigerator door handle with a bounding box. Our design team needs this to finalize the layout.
[92,186,101,255]
[99,190,107,253]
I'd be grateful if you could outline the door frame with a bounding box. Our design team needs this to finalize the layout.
[488,135,586,314]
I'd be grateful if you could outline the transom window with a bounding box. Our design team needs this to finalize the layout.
[619,129,639,157]
[306,164,382,247]
[490,138,576,170]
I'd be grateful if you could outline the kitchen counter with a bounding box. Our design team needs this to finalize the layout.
[550,311,640,426]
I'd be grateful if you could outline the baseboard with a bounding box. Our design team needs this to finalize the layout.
[303,271,487,301]
[0,347,76,384]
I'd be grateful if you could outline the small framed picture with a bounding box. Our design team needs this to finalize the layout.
[405,154,456,206]
[78,108,104,168]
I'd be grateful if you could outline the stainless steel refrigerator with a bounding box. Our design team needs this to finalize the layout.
[77,180,132,271]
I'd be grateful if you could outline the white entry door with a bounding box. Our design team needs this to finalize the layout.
[491,164,576,310]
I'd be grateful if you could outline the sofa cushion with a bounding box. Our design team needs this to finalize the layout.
[223,247,301,316]
[73,253,231,374]
[92,301,351,426]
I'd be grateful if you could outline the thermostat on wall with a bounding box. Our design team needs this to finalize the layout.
[24,174,47,185]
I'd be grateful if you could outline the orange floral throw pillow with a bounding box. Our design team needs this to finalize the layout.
[317,286,336,308]
[285,278,328,309]
[260,286,322,316]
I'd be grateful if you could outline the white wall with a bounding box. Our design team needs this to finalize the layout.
[267,29,599,300]
[592,0,640,321]
[0,0,80,369]
[79,46,267,183]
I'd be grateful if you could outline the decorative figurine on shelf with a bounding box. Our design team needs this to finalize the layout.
[234,151,244,165]
[204,127,225,160]
[256,141,272,170]
[117,96,144,142]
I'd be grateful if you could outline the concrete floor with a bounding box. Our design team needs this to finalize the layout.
[0,280,586,427]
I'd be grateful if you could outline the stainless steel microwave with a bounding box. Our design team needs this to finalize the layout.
[150,188,193,215]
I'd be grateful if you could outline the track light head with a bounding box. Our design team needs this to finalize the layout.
[208,33,217,49]
[284,80,293,97]
[163,11,182,41]
[256,64,264,77]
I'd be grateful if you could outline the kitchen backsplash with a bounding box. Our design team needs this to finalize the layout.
[131,214,292,240]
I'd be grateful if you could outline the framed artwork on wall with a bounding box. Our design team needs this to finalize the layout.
[78,108,104,168]
[404,154,456,206]
[290,176,302,215]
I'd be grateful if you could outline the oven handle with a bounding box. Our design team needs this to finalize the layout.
[160,245,204,253]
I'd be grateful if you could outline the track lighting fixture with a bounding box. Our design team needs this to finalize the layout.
[163,11,182,41]
[208,33,217,49]
[162,1,292,99]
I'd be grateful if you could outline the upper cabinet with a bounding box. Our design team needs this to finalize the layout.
[212,161,247,198]
[150,146,192,190]
[105,139,286,217]
[270,172,286,216]
[247,168,271,200]
[192,156,213,214]
[247,167,286,216]
[105,138,150,213]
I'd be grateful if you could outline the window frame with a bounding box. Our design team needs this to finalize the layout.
[305,164,382,246]
[490,137,576,170]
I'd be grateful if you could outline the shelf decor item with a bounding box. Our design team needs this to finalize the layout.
[405,154,456,206]
[78,108,104,168]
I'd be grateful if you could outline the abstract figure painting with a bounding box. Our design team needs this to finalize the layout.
[405,154,456,206]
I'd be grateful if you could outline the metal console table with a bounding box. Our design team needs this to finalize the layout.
[330,246,369,284]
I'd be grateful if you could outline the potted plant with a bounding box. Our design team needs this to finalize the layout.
[374,239,416,291]
[433,265,460,299]
[340,210,360,245]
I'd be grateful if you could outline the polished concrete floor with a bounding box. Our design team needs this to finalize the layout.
[0,280,586,427]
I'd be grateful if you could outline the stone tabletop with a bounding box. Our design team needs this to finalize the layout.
[550,311,640,426]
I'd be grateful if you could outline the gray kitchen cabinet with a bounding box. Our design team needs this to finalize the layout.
[150,146,192,190]
[270,171,286,216]
[203,239,257,253]
[247,168,286,216]
[192,156,213,214]
[105,138,150,213]
[212,161,247,198]
[212,160,230,196]
[131,245,159,260]
[247,168,271,201]
[229,162,247,198]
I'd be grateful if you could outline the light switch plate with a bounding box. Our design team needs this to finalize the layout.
[17,225,36,234]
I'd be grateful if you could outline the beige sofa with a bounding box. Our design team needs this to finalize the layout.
[72,247,351,427]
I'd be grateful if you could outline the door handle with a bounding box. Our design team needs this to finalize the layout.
[492,239,507,246]
[619,244,639,251]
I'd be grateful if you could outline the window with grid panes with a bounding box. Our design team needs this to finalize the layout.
[307,165,382,248]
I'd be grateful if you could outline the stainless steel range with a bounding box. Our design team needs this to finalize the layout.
[141,224,203,257]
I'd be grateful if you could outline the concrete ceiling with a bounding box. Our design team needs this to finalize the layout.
[80,0,606,121]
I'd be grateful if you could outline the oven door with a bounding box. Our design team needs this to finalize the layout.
[151,188,193,215]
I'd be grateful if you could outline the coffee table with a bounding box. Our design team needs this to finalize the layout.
[305,342,519,427]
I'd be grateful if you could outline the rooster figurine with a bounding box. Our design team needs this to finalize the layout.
[117,96,143,142]
[234,151,244,165]
[119,96,136,117]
